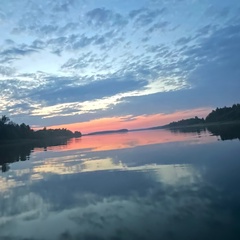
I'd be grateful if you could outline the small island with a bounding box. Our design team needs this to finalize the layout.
[85,129,129,136]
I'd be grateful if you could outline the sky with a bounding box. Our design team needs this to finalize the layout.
[0,0,239,133]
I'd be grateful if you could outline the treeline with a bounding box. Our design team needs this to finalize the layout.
[167,104,240,128]
[0,116,81,141]
[167,117,205,128]
[206,104,240,122]
[34,127,81,139]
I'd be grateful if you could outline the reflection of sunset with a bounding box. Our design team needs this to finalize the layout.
[48,108,211,134]
[38,129,216,153]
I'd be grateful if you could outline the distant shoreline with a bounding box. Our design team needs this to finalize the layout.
[163,120,240,130]
[83,120,240,136]
[83,129,128,136]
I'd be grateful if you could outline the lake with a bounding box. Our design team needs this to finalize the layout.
[0,127,240,240]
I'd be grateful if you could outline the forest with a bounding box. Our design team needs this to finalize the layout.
[205,104,240,122]
[0,115,81,141]
[166,104,240,128]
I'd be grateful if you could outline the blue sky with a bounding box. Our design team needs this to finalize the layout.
[0,0,239,131]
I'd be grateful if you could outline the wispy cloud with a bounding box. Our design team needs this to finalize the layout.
[86,8,128,29]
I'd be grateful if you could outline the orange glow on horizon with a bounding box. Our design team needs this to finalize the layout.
[47,107,211,134]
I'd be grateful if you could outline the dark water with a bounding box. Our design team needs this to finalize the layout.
[0,126,240,240]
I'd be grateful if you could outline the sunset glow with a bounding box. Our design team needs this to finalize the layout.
[49,108,211,134]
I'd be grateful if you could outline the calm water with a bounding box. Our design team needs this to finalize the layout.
[0,127,240,240]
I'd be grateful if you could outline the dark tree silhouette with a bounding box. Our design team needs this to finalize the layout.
[166,104,240,128]
[167,116,205,128]
[0,116,82,141]
[205,104,240,122]
[0,115,10,124]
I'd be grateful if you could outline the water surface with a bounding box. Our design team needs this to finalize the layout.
[0,128,240,240]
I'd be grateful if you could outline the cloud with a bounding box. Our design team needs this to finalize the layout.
[194,24,217,38]
[71,35,95,49]
[183,23,240,88]
[51,0,76,12]
[129,8,146,19]
[143,21,240,94]
[175,36,192,46]
[0,65,16,76]
[86,8,128,29]
[0,46,38,63]
[62,57,89,70]
[204,5,231,20]
[109,87,240,118]
[45,30,123,54]
[29,76,147,105]
[57,22,79,35]
[9,1,80,38]
[38,24,58,35]
[146,21,170,34]
[31,39,46,50]
[131,7,167,29]
[61,52,98,70]
[5,39,15,45]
